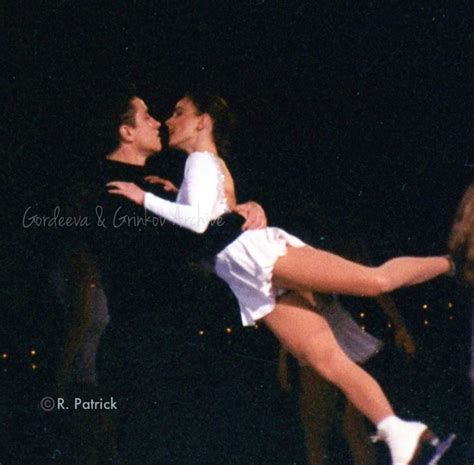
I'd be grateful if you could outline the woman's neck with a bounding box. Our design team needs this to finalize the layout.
[190,147,218,156]
[187,135,218,157]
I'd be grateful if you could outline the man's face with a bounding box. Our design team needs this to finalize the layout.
[126,97,162,154]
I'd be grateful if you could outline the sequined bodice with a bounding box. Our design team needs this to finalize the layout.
[176,151,231,220]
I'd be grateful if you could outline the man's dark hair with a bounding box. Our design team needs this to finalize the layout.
[95,83,138,156]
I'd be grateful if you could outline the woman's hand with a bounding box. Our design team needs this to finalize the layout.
[234,201,267,230]
[107,182,146,206]
[144,175,179,193]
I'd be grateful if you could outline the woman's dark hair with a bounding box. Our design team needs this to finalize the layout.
[448,184,474,285]
[184,91,235,157]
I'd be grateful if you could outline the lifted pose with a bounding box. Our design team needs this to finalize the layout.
[108,92,459,465]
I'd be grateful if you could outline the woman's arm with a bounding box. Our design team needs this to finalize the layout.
[107,152,220,233]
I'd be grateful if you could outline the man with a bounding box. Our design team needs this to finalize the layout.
[81,90,267,465]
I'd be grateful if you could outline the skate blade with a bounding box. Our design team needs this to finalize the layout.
[426,433,456,465]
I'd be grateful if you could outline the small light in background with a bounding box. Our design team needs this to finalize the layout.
[198,330,205,336]
[424,320,429,326]
[2,353,7,360]
[225,327,232,334]
[30,349,37,356]
[422,304,428,310]
[359,312,365,318]
[447,302,453,309]
[31,364,37,370]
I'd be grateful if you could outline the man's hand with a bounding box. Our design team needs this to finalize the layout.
[234,201,267,230]
[107,182,145,206]
[144,175,178,193]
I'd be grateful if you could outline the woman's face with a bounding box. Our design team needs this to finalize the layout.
[166,97,201,152]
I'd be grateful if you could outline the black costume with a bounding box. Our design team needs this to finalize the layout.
[83,158,243,465]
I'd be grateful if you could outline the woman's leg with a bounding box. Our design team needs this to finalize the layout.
[263,292,394,425]
[264,293,439,464]
[273,246,451,297]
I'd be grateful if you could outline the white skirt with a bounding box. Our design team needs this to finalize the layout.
[214,227,306,326]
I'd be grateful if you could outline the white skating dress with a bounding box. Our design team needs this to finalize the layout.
[143,151,306,326]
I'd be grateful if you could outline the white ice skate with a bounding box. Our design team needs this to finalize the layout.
[373,417,447,465]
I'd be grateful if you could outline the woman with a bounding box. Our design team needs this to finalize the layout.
[108,92,458,465]
[448,183,474,463]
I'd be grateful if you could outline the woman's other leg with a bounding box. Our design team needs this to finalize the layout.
[298,366,338,465]
[273,246,451,297]
[342,400,377,465]
[263,292,393,425]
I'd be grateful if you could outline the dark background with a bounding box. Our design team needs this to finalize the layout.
[1,1,472,463]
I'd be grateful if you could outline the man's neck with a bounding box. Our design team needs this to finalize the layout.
[107,146,149,166]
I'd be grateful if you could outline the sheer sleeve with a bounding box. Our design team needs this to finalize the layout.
[143,152,219,233]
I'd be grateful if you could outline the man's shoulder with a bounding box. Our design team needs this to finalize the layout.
[101,158,145,177]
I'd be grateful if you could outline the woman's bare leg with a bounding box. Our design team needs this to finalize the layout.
[273,246,451,297]
[263,292,393,425]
